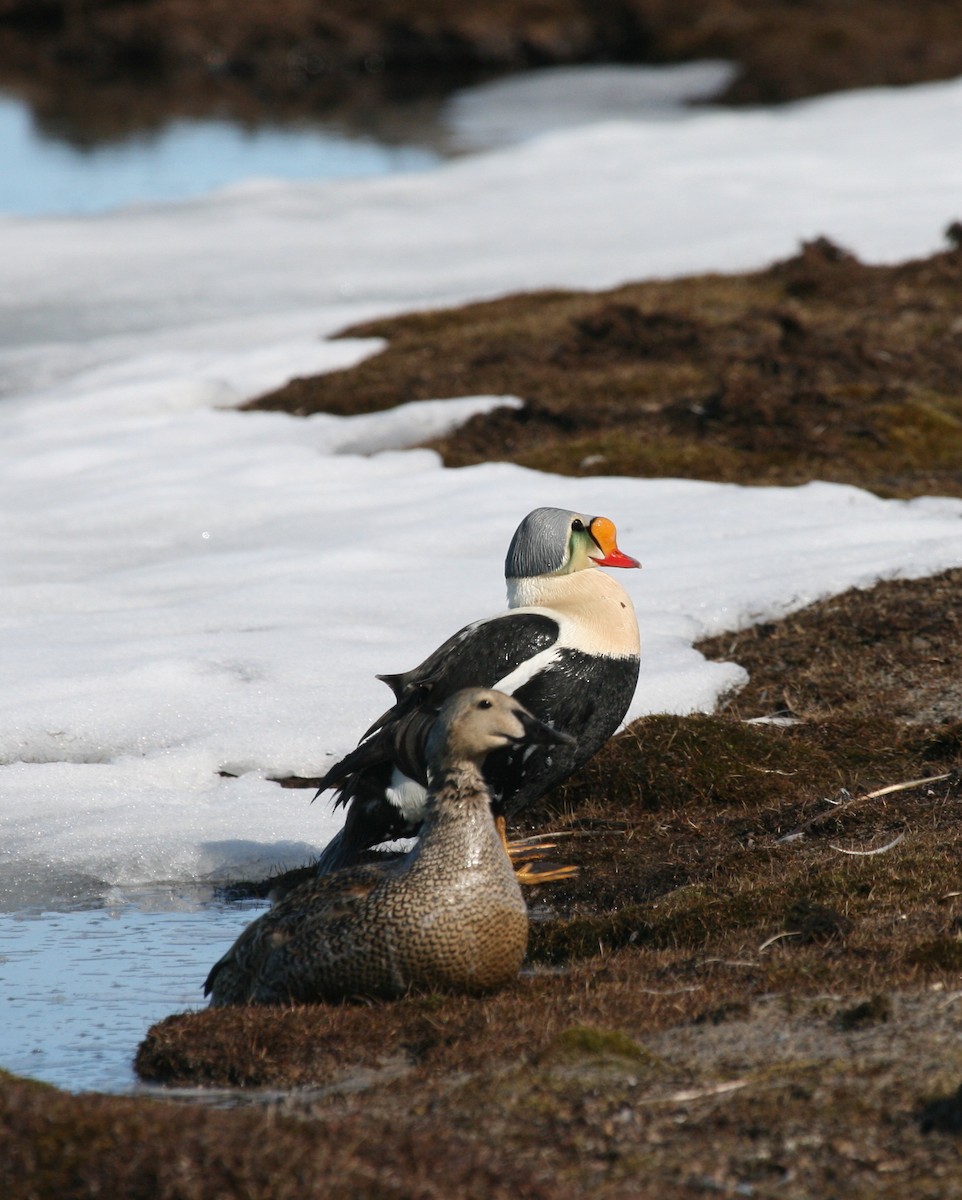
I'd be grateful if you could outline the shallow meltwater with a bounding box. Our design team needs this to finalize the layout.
[0,93,442,217]
[0,892,267,1093]
[0,61,734,217]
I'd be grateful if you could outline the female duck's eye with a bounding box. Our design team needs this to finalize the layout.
[572,518,585,532]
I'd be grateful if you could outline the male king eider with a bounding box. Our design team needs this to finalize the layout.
[312,507,641,878]
[206,689,574,1005]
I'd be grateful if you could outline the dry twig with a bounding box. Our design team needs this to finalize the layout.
[638,1079,750,1105]
[778,773,952,843]
[758,930,802,952]
[829,832,905,856]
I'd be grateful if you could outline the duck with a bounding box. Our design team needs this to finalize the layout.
[312,507,640,878]
[205,689,574,1005]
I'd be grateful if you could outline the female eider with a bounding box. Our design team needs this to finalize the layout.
[312,507,640,877]
[205,689,574,1005]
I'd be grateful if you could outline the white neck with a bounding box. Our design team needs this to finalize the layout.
[506,568,640,657]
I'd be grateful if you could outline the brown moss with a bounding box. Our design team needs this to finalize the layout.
[6,0,962,147]
[700,568,962,725]
[907,939,962,973]
[784,899,853,944]
[0,1067,556,1200]
[836,993,892,1030]
[539,1025,663,1067]
[249,238,962,500]
[569,713,841,814]
[919,1084,962,1135]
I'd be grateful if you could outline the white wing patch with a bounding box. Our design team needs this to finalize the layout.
[494,644,562,695]
[386,772,428,821]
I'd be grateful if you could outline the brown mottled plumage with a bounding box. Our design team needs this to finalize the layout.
[205,689,575,1006]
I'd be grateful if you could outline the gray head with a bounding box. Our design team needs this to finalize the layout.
[504,508,639,579]
[426,688,576,773]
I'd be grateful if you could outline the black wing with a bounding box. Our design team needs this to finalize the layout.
[315,610,560,801]
[491,648,640,816]
[364,611,559,736]
[310,610,565,873]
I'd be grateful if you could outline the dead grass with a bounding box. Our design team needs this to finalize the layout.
[700,567,962,724]
[6,0,962,124]
[253,237,962,500]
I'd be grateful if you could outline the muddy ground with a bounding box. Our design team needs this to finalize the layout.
[4,232,962,1196]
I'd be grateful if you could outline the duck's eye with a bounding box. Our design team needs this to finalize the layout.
[571,518,585,532]
[477,699,492,710]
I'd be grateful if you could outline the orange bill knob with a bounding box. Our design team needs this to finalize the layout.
[587,516,641,569]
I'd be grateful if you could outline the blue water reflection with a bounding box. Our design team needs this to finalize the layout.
[0,894,268,1093]
[0,94,440,217]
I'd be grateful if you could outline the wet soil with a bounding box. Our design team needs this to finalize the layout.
[5,0,962,144]
[5,237,962,1195]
